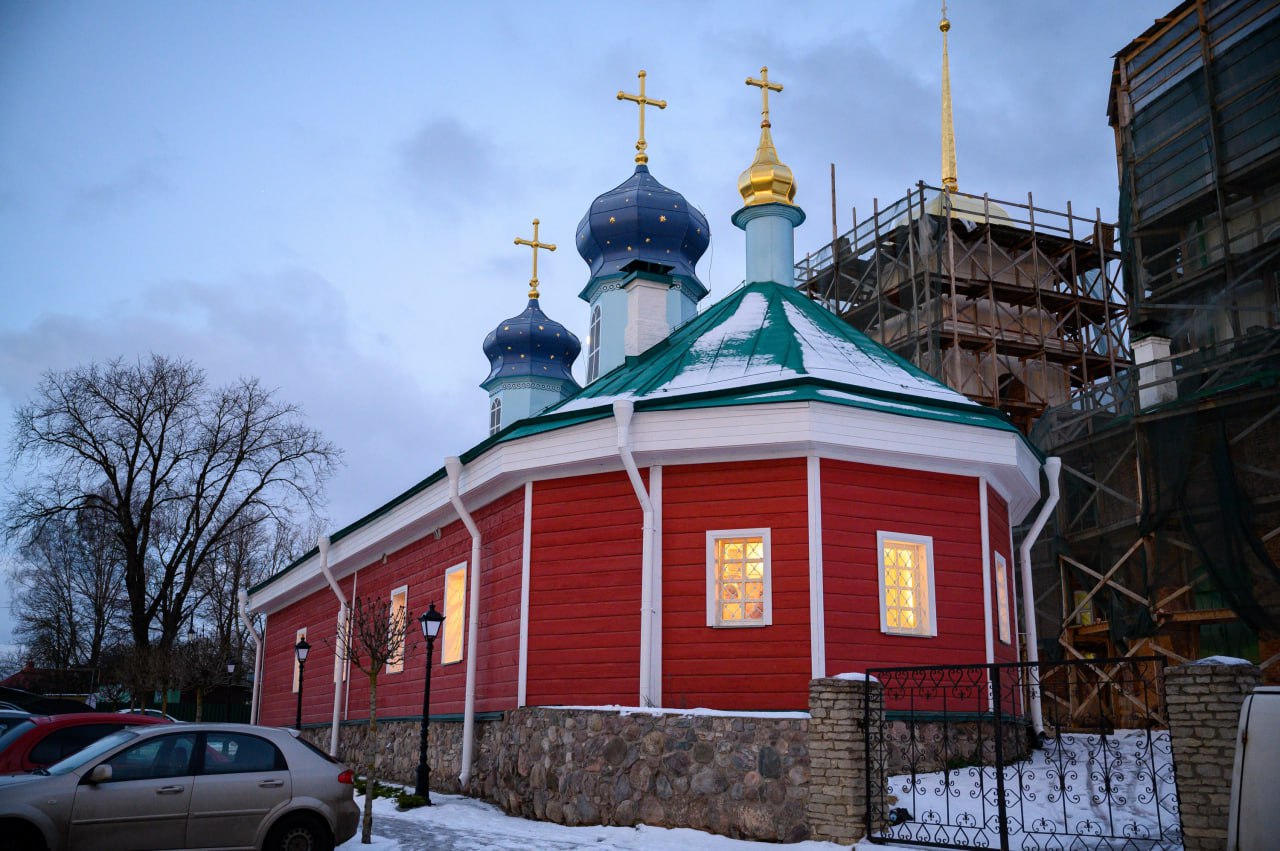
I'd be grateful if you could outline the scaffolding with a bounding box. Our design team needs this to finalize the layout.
[796,183,1131,434]
[1033,0,1280,676]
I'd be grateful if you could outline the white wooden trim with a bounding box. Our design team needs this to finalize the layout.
[980,479,994,667]
[877,531,938,638]
[807,455,826,679]
[705,528,773,628]
[649,466,663,707]
[250,401,1040,615]
[517,481,533,707]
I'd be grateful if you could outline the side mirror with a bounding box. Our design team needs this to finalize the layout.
[86,764,112,784]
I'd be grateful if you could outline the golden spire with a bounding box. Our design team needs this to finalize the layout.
[513,218,556,299]
[940,1,958,193]
[738,66,797,207]
[617,70,667,165]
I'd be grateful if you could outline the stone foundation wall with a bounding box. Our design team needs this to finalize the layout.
[1165,661,1260,851]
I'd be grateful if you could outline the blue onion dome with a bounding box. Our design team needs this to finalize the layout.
[576,165,709,287]
[481,298,581,389]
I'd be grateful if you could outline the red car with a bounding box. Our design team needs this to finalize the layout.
[0,712,170,774]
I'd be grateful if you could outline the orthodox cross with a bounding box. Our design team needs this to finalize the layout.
[745,66,783,128]
[617,70,667,165]
[514,219,556,299]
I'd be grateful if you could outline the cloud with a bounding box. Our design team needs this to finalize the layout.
[396,117,506,211]
[67,158,169,222]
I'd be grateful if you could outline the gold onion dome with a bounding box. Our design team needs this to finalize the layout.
[738,124,797,206]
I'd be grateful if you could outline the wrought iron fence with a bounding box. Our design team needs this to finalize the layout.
[865,656,1180,850]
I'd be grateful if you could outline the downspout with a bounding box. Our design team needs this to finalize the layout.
[1018,456,1061,741]
[614,400,656,707]
[237,589,264,725]
[318,536,348,757]
[447,456,483,788]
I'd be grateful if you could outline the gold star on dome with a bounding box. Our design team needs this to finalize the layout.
[609,216,616,224]
[659,215,667,222]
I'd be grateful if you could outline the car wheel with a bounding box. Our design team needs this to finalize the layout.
[264,813,334,851]
[0,820,46,851]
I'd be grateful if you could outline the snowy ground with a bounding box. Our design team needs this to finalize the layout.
[336,791,852,850]
[878,729,1181,849]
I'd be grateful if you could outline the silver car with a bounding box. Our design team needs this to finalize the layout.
[0,723,359,851]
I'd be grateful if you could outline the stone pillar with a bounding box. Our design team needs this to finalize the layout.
[1164,661,1261,851]
[806,676,883,845]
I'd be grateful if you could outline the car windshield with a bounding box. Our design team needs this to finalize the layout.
[0,720,35,754]
[45,728,140,776]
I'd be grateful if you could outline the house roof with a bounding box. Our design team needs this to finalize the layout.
[251,281,1029,596]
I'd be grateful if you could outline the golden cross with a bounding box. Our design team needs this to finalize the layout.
[617,70,667,165]
[745,66,784,128]
[514,219,556,299]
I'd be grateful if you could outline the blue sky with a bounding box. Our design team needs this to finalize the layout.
[0,1,1171,653]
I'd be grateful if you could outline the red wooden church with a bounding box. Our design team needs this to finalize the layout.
[246,72,1046,781]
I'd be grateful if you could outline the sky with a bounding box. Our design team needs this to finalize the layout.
[0,0,1173,654]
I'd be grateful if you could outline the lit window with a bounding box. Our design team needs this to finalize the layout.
[878,532,936,637]
[443,563,466,664]
[387,585,407,673]
[706,530,771,627]
[994,552,1011,644]
[586,304,602,383]
[489,397,502,436]
[292,628,306,693]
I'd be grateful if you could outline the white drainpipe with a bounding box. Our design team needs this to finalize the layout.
[317,536,348,757]
[447,456,483,788]
[1019,457,1061,740]
[236,589,264,725]
[614,400,657,707]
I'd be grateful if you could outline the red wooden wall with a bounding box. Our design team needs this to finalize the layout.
[661,459,811,711]
[524,471,642,706]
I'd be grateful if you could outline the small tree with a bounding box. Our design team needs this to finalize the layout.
[333,595,411,844]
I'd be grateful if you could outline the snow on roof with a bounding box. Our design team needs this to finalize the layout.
[556,281,978,416]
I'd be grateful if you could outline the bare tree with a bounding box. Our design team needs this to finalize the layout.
[333,595,412,844]
[5,355,341,650]
[178,632,231,721]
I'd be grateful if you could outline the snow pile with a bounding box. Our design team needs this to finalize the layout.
[1189,655,1253,666]
[832,672,880,683]
[880,729,1181,849]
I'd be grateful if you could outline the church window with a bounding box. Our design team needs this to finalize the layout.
[489,397,502,436]
[443,563,466,664]
[293,628,306,693]
[587,304,602,383]
[878,533,936,637]
[706,530,771,627]
[387,585,408,673]
[994,552,1011,644]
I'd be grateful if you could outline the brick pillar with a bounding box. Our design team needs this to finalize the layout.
[1164,661,1261,851]
[806,676,884,845]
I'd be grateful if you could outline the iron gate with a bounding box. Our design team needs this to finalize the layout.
[865,657,1181,850]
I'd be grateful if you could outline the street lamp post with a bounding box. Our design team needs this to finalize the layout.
[224,656,237,723]
[294,638,311,730]
[415,602,445,802]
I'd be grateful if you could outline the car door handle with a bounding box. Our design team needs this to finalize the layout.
[259,779,284,788]
[156,785,184,794]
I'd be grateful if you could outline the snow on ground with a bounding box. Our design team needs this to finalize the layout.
[337,792,849,850]
[878,729,1181,848]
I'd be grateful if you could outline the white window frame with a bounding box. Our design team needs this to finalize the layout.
[705,528,772,628]
[442,562,467,665]
[387,585,408,674]
[488,397,502,436]
[586,304,602,383]
[994,552,1012,645]
[877,531,937,638]
[292,628,307,693]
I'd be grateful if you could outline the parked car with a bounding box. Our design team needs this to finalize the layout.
[0,723,359,851]
[116,707,181,722]
[0,712,169,774]
[1228,685,1280,850]
[0,709,33,737]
